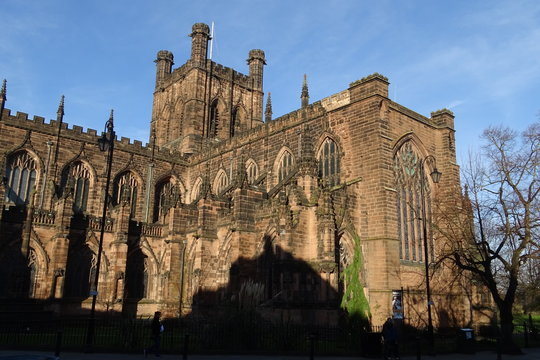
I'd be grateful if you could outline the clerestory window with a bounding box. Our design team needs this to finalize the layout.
[246,160,258,185]
[214,170,229,195]
[277,150,294,183]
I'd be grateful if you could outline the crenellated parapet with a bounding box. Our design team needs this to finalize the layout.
[0,108,189,165]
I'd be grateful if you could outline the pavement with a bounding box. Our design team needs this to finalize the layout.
[1,349,540,360]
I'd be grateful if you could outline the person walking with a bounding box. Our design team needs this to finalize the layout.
[382,317,399,360]
[145,311,163,357]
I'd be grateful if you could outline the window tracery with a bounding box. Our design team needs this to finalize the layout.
[394,142,433,262]
[113,171,139,218]
[318,138,340,187]
[214,170,229,194]
[277,150,294,183]
[154,178,180,221]
[191,177,202,203]
[4,151,37,205]
[246,160,258,185]
[61,161,91,213]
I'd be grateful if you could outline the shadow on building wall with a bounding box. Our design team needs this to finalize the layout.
[186,236,348,327]
[0,206,31,300]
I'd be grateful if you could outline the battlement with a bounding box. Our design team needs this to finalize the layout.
[160,59,253,90]
[210,62,251,87]
[1,107,188,164]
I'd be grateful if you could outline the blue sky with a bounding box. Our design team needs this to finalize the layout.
[1,0,539,162]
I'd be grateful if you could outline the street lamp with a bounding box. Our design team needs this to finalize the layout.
[86,110,115,351]
[419,155,441,354]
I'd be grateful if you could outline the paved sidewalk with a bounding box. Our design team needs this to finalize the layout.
[2,349,540,360]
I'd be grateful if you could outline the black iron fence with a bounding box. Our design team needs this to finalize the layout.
[0,316,537,356]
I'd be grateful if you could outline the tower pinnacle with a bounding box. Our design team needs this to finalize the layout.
[0,79,6,119]
[301,74,309,108]
[57,95,65,122]
[265,92,273,122]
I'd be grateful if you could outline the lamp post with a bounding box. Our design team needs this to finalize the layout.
[419,155,441,354]
[85,110,115,351]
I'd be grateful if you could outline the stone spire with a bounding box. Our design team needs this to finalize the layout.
[301,74,309,109]
[0,79,6,119]
[265,92,272,122]
[56,95,65,122]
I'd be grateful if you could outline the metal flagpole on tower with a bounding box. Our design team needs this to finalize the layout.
[209,22,215,60]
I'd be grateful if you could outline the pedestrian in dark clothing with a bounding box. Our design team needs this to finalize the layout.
[145,311,163,357]
[382,317,400,360]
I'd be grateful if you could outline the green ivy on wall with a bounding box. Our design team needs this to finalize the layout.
[340,232,371,329]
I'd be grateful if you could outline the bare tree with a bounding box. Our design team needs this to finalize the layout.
[436,121,540,354]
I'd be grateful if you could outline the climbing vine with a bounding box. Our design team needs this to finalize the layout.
[340,232,371,329]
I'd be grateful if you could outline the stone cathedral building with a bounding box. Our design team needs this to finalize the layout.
[0,23,477,327]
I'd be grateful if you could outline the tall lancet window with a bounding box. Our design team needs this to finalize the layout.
[4,151,38,205]
[28,249,38,298]
[113,171,139,218]
[318,138,340,187]
[278,150,294,183]
[62,162,91,214]
[246,159,258,185]
[230,107,238,138]
[214,170,229,195]
[394,142,434,262]
[208,99,219,137]
[154,178,180,222]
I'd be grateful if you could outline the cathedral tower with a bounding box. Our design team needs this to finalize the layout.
[150,23,266,155]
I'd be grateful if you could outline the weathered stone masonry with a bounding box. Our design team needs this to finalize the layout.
[0,23,480,327]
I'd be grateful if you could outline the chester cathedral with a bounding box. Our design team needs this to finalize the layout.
[0,23,484,327]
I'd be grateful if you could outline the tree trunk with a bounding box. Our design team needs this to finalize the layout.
[498,301,522,354]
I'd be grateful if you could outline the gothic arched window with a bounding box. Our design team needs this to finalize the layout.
[214,170,229,195]
[4,151,37,205]
[28,249,38,298]
[154,178,179,222]
[277,150,294,183]
[208,99,219,137]
[61,161,91,213]
[246,159,258,185]
[113,171,139,218]
[230,107,238,138]
[394,142,434,262]
[318,138,340,187]
[190,177,202,203]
